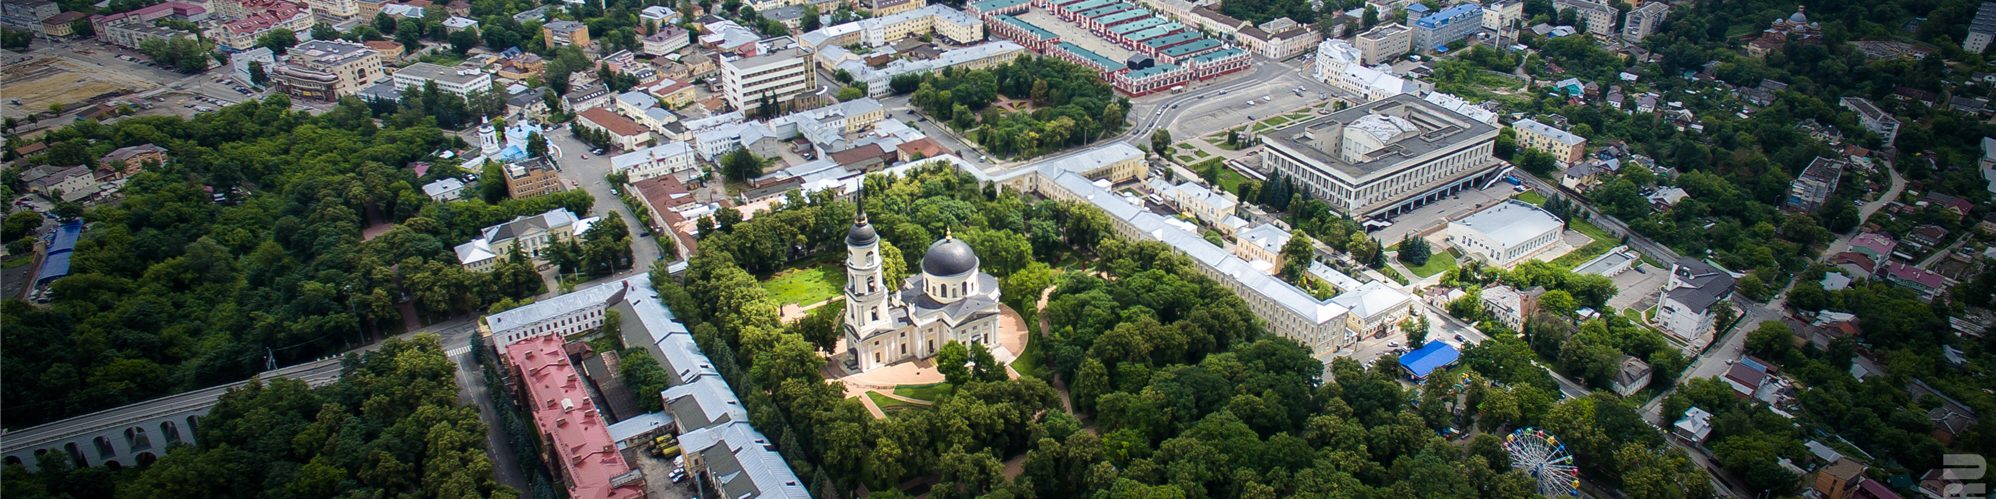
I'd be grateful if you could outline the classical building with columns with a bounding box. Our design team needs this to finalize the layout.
[841,210,1003,372]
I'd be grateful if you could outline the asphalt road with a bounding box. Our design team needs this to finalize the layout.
[541,128,666,274]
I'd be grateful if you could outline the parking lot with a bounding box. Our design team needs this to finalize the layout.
[1605,262,1668,311]
[1166,74,1333,140]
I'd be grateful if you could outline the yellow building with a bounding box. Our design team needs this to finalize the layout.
[1511,118,1587,166]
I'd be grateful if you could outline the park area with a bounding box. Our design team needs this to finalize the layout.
[759,260,846,306]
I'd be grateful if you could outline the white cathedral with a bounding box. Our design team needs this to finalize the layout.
[841,208,1004,372]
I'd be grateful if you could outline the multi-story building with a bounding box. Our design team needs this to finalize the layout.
[274,40,384,100]
[1478,284,1542,330]
[1445,199,1564,268]
[38,11,86,37]
[392,62,494,98]
[1551,0,1616,37]
[1621,1,1667,43]
[504,157,568,199]
[1784,156,1845,212]
[1653,259,1735,345]
[720,39,814,110]
[1481,0,1522,32]
[1511,118,1587,165]
[1258,93,1502,217]
[0,0,58,29]
[206,0,313,51]
[543,19,590,49]
[1840,96,1900,147]
[1354,23,1412,64]
[610,141,699,183]
[578,107,656,151]
[867,0,928,16]
[502,334,647,499]
[305,0,359,20]
[1236,17,1321,59]
[90,2,207,49]
[97,144,168,179]
[1314,39,1424,102]
[1151,180,1237,227]
[1966,2,1996,53]
[1410,3,1480,52]
[643,26,690,55]
[1234,223,1291,267]
[832,41,1025,97]
[454,207,584,271]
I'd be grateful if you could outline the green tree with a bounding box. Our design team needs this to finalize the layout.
[1,211,43,241]
[256,28,297,54]
[1397,234,1431,266]
[1401,315,1429,346]
[721,148,763,182]
[1278,232,1316,282]
[1150,129,1172,154]
[449,27,481,54]
[937,340,971,386]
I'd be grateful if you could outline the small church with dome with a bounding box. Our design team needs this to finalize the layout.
[840,207,1004,372]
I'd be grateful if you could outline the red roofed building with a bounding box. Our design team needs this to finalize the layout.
[631,175,723,260]
[576,107,654,151]
[205,0,312,51]
[896,137,946,161]
[1882,262,1949,299]
[505,334,648,499]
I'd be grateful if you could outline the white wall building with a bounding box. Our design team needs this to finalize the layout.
[611,141,699,183]
[1313,39,1427,103]
[1653,259,1737,345]
[1258,93,1502,217]
[841,211,1005,372]
[720,39,815,110]
[1445,199,1563,267]
[393,62,494,98]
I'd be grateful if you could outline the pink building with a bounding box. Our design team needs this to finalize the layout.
[507,334,647,499]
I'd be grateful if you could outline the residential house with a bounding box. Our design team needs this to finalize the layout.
[96,144,168,179]
[1612,356,1651,397]
[1881,262,1948,299]
[1479,284,1543,330]
[1653,259,1736,345]
[453,207,584,270]
[578,107,656,151]
[22,165,97,202]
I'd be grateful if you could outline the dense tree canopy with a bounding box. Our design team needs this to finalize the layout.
[2,97,585,429]
[901,57,1130,159]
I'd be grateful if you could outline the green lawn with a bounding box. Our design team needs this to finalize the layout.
[1190,158,1249,193]
[866,391,926,415]
[1546,218,1620,268]
[892,382,954,402]
[1516,190,1548,206]
[1403,249,1459,278]
[1011,341,1046,379]
[1,253,31,269]
[759,261,848,305]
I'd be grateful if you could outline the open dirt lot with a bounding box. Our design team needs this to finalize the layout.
[1,53,164,120]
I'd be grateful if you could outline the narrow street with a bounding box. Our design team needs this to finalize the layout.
[541,128,665,275]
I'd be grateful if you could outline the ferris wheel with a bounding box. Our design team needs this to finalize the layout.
[1503,427,1580,497]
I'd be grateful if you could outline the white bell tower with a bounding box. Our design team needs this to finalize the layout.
[478,118,500,157]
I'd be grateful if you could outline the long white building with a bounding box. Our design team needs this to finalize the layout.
[1258,93,1503,218]
[914,143,1415,354]
[1313,39,1428,103]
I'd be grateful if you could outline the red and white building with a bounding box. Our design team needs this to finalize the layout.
[505,334,648,499]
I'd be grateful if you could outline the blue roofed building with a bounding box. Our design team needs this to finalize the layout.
[1399,340,1460,379]
[33,221,82,287]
